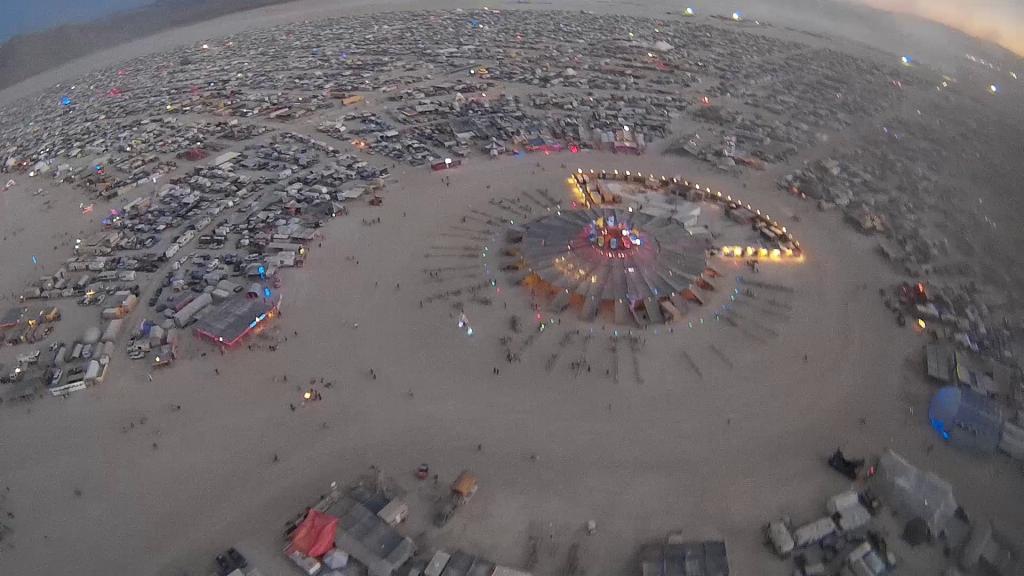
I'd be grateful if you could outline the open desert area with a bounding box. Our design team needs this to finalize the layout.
[0,2,1023,576]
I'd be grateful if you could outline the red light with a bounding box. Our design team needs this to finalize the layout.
[536,313,542,321]
[570,145,579,153]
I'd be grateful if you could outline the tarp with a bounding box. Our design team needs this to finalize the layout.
[291,510,339,558]
[875,449,957,534]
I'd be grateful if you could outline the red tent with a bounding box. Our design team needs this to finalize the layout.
[289,510,339,558]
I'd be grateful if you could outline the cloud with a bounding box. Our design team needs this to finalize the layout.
[854,0,1024,56]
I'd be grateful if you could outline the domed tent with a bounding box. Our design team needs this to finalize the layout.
[928,385,1004,453]
[928,386,961,438]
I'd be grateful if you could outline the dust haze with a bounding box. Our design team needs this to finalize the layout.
[851,0,1024,56]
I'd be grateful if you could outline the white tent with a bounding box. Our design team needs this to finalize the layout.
[875,449,957,535]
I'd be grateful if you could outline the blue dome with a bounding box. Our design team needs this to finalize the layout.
[929,386,962,440]
[929,386,962,422]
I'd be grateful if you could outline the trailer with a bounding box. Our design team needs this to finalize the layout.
[102,319,124,343]
[173,292,213,327]
[50,379,87,396]
[793,517,837,548]
[83,360,102,384]
[435,470,478,527]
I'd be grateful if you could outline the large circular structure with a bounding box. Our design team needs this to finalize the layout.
[505,207,714,324]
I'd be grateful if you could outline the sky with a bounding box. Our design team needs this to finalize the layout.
[0,0,1021,57]
[854,0,1024,56]
[0,0,154,42]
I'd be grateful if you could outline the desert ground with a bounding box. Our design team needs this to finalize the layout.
[0,2,1022,576]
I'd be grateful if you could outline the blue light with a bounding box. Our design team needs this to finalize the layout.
[264,287,272,298]
[60,96,72,106]
[258,265,266,278]
[929,418,951,441]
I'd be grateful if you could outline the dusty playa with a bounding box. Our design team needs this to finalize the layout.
[0,2,1022,576]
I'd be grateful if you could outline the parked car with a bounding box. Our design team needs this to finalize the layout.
[226,548,247,570]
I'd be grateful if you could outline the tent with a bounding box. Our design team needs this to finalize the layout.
[290,510,339,558]
[875,450,957,535]
[928,386,1003,453]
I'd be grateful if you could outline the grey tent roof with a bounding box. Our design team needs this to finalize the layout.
[875,449,957,535]
[328,495,415,576]
[639,541,729,576]
[436,551,499,576]
[925,344,955,382]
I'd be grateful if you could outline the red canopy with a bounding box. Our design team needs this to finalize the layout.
[290,509,338,558]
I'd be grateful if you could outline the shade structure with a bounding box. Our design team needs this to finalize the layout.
[290,509,339,558]
[507,207,710,324]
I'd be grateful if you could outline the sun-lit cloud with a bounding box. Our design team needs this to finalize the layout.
[854,0,1024,56]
